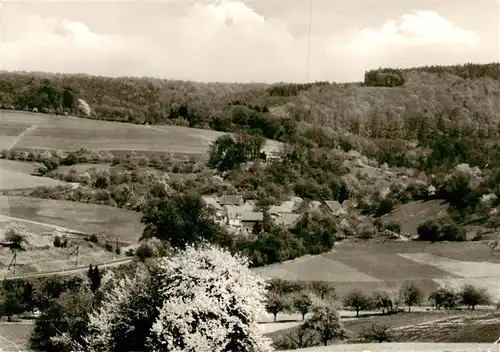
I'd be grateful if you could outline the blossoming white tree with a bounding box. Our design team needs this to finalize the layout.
[84,243,273,352]
[148,244,273,352]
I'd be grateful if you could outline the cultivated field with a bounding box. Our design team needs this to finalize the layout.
[252,241,500,300]
[0,159,66,191]
[0,196,144,242]
[0,110,282,157]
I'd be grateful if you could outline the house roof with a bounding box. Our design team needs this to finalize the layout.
[219,195,244,205]
[324,200,343,212]
[201,195,223,210]
[241,212,264,222]
[280,213,302,227]
[269,200,297,214]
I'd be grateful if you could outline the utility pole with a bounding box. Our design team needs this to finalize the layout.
[66,245,79,266]
[7,252,17,274]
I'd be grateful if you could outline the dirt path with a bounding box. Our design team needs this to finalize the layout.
[3,257,133,280]
[0,214,86,235]
[7,122,42,150]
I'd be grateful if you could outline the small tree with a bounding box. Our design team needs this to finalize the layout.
[429,287,459,310]
[293,293,313,320]
[309,281,335,301]
[22,282,36,314]
[400,282,423,312]
[0,279,25,322]
[343,289,373,317]
[360,323,393,343]
[4,226,27,252]
[87,265,102,293]
[303,304,346,346]
[265,292,290,322]
[372,290,394,315]
[460,284,490,310]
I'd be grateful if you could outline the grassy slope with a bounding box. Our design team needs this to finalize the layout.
[0,159,67,191]
[0,110,226,155]
[0,195,144,242]
[0,110,283,158]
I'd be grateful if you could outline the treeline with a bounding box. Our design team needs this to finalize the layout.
[364,63,500,87]
[266,81,331,97]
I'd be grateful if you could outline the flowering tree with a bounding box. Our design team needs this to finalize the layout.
[148,244,273,352]
[84,244,273,352]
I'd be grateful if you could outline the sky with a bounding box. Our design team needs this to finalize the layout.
[0,0,498,83]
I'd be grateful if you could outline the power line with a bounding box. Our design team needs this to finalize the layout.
[306,0,313,83]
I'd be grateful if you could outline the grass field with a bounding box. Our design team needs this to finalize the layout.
[0,322,33,351]
[0,196,144,242]
[0,159,66,191]
[0,110,282,157]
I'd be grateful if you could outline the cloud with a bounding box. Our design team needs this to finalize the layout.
[1,1,490,83]
[356,10,480,47]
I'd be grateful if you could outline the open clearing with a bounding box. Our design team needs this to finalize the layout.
[253,241,500,299]
[0,159,66,191]
[0,196,144,242]
[0,110,282,156]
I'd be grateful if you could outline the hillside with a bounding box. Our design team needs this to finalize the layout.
[1,63,500,352]
[2,64,500,143]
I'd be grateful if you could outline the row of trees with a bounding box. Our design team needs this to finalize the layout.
[263,278,492,323]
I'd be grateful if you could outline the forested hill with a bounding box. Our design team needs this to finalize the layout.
[1,63,500,168]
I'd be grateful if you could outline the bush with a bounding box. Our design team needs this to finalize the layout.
[135,243,155,261]
[88,234,99,243]
[53,236,62,248]
[384,221,401,234]
[104,242,113,252]
[360,323,393,343]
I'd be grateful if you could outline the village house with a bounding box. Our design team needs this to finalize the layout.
[241,211,264,234]
[322,200,347,216]
[271,213,302,228]
[201,195,225,225]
